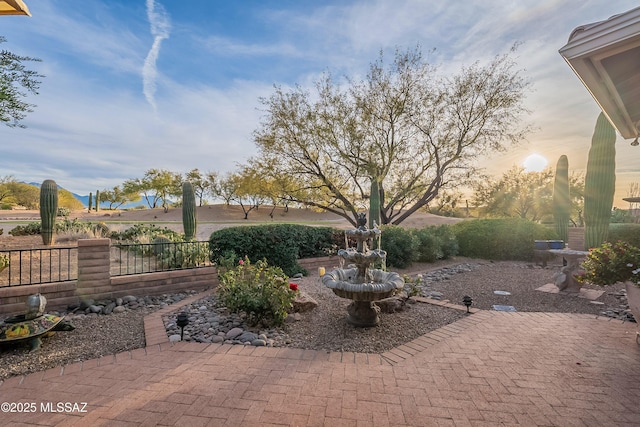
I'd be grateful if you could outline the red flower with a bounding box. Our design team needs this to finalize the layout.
[289,283,298,292]
[238,259,244,265]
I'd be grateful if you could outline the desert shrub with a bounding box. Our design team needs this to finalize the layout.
[432,225,459,259]
[410,225,459,262]
[56,220,112,241]
[111,223,182,242]
[114,232,208,269]
[152,235,172,255]
[610,208,634,224]
[579,241,640,286]
[209,224,336,276]
[10,219,111,240]
[57,207,70,217]
[216,250,238,272]
[412,227,442,262]
[380,225,419,268]
[156,241,210,269]
[217,257,297,326]
[451,218,557,261]
[57,218,91,234]
[606,224,640,249]
[9,222,41,236]
[92,222,110,238]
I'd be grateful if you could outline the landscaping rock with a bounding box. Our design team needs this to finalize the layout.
[292,291,318,313]
[225,327,243,339]
[376,297,404,313]
[237,332,258,342]
[102,302,116,315]
[285,312,302,323]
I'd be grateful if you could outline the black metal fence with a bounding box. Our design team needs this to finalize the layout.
[0,247,78,286]
[111,241,213,276]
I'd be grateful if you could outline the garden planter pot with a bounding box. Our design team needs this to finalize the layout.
[626,282,640,324]
[548,240,565,249]
[534,240,549,250]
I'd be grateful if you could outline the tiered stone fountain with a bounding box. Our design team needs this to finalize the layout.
[322,213,404,327]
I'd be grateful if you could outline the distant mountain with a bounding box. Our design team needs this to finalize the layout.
[71,193,149,210]
[27,182,146,210]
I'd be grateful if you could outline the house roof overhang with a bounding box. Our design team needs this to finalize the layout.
[0,0,30,16]
[559,7,640,140]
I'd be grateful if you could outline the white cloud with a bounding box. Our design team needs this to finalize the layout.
[201,36,301,58]
[143,0,171,112]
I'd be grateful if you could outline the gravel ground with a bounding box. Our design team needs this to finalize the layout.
[0,309,150,380]
[0,257,634,380]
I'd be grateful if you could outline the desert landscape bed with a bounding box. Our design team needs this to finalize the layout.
[0,207,634,380]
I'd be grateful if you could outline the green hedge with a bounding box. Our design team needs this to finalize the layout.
[413,225,459,262]
[378,225,460,269]
[208,224,336,276]
[451,218,557,261]
[380,225,419,268]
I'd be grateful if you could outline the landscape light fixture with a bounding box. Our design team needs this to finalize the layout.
[462,295,473,313]
[176,312,189,341]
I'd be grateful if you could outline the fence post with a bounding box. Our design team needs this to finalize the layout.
[77,238,112,300]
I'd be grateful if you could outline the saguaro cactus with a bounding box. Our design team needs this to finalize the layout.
[584,113,616,249]
[40,179,59,246]
[88,192,93,213]
[182,181,197,241]
[552,155,570,246]
[369,178,381,229]
[95,190,100,212]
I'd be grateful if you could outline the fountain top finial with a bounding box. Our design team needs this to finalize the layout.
[356,212,367,230]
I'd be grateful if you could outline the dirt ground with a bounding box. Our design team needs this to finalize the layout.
[0,205,466,243]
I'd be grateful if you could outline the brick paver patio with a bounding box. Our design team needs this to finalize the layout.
[1,297,639,426]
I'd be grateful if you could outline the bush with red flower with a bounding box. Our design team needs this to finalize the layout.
[217,257,298,326]
[579,241,640,287]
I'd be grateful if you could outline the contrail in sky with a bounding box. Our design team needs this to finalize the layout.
[143,0,171,112]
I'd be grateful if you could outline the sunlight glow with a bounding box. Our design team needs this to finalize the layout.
[523,154,548,172]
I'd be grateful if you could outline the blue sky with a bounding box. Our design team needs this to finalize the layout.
[0,0,637,206]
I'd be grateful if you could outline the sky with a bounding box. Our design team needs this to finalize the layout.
[1,0,638,207]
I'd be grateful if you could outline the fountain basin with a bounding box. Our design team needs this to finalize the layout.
[322,267,404,301]
[337,248,386,265]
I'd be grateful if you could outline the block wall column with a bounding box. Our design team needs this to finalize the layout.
[77,238,112,300]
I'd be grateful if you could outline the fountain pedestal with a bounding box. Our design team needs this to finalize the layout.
[347,301,381,327]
